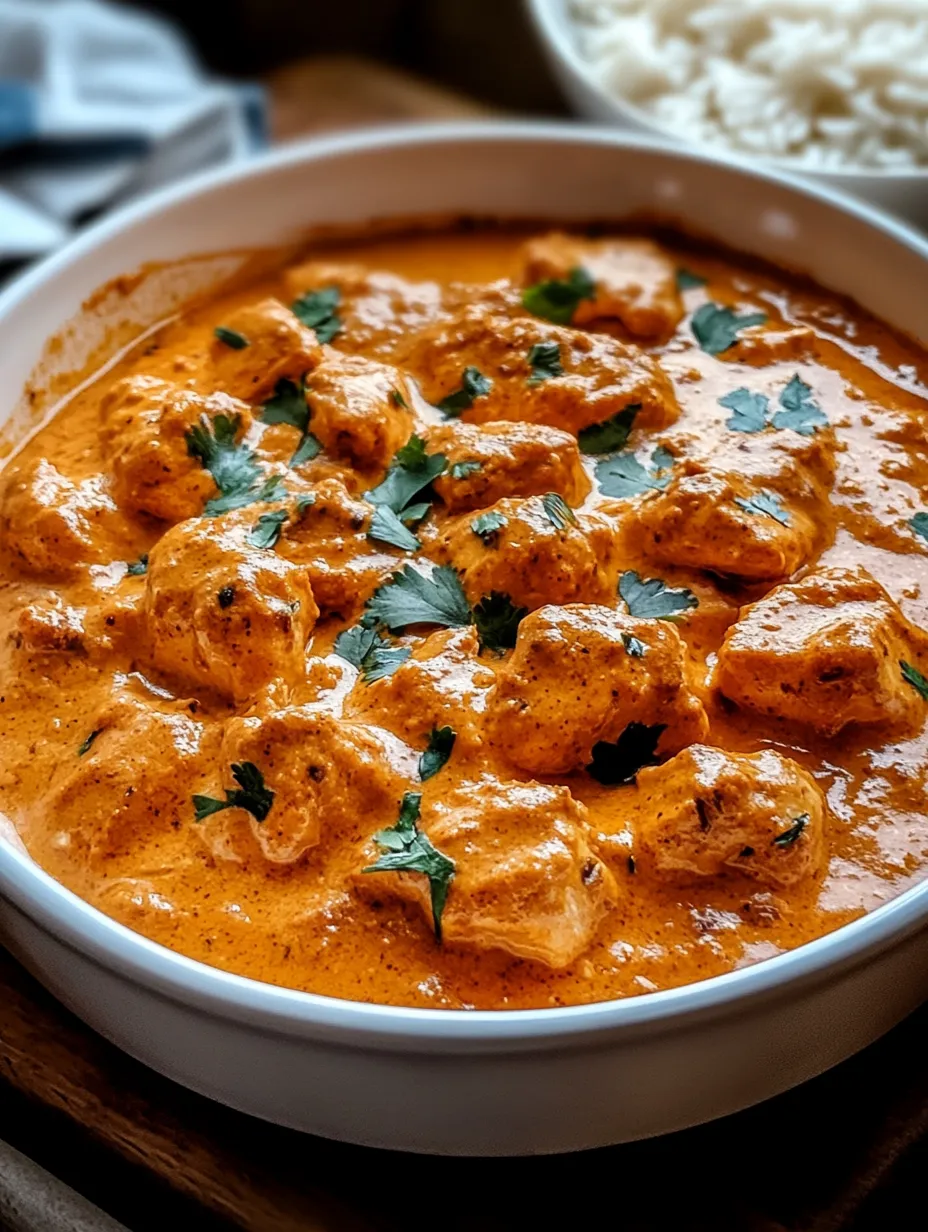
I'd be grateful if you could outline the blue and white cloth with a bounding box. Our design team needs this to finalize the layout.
[0,0,265,261]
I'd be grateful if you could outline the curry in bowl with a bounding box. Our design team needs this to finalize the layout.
[1,224,927,1010]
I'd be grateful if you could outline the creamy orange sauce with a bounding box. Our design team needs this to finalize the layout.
[2,223,928,1010]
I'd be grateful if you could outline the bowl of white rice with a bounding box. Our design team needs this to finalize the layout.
[526,0,928,223]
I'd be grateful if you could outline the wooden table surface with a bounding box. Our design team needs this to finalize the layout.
[3,56,928,1232]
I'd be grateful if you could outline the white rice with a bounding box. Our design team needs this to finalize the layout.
[568,0,928,169]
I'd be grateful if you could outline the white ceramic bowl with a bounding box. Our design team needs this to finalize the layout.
[526,0,928,228]
[2,123,928,1156]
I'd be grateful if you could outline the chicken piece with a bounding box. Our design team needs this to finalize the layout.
[631,745,827,889]
[197,705,417,865]
[15,588,143,659]
[432,495,620,611]
[359,775,616,967]
[520,231,684,338]
[35,679,206,863]
[1,459,128,576]
[715,567,928,734]
[427,420,590,513]
[143,510,318,703]
[406,308,679,435]
[210,298,321,401]
[488,604,707,775]
[100,374,254,522]
[347,627,496,749]
[633,469,818,582]
[278,477,395,616]
[282,261,444,362]
[306,348,413,470]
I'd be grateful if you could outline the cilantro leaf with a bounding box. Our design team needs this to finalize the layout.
[437,367,493,418]
[773,813,809,848]
[365,564,471,632]
[522,266,595,325]
[260,377,308,432]
[391,388,408,409]
[363,792,455,940]
[77,729,101,757]
[526,340,564,385]
[247,509,288,550]
[471,510,507,546]
[186,413,283,516]
[291,285,341,343]
[125,554,148,577]
[691,303,767,355]
[192,761,274,823]
[595,445,673,499]
[577,405,639,456]
[720,388,769,433]
[368,504,420,552]
[735,490,791,526]
[542,491,578,530]
[911,513,928,543]
[290,432,322,467]
[619,571,698,621]
[622,633,647,657]
[587,722,666,785]
[214,326,248,349]
[420,726,456,781]
[366,435,447,515]
[451,460,481,480]
[676,268,707,290]
[771,374,828,436]
[334,624,411,683]
[902,660,928,700]
[473,591,527,653]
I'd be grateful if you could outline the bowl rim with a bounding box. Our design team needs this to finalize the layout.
[525,0,928,182]
[2,119,928,1049]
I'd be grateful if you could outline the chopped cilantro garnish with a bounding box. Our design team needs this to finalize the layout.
[522,266,595,325]
[526,340,564,385]
[334,624,411,683]
[587,722,667,785]
[260,377,308,432]
[473,591,527,653]
[577,405,640,456]
[214,326,249,349]
[193,762,274,824]
[248,509,288,550]
[125,554,148,577]
[773,814,809,848]
[290,285,341,343]
[735,490,791,526]
[542,491,578,530]
[420,726,456,781]
[77,729,101,757]
[902,661,928,700]
[437,367,493,418]
[363,792,455,941]
[622,633,646,657]
[911,513,928,543]
[290,432,322,467]
[368,504,420,552]
[366,435,447,516]
[619,571,698,621]
[365,564,471,633]
[185,413,283,516]
[391,388,408,409]
[771,374,828,436]
[720,388,769,434]
[471,510,507,547]
[595,445,672,499]
[691,303,766,355]
[451,460,482,480]
[676,268,707,291]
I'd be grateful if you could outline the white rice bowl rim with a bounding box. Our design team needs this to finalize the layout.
[528,0,928,180]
